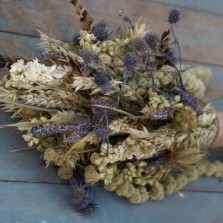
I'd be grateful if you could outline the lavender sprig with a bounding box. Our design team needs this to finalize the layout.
[150,108,170,120]
[144,150,170,170]
[173,87,201,113]
[64,122,93,143]
[31,124,79,136]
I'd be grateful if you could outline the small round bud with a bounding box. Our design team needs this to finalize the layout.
[168,9,180,24]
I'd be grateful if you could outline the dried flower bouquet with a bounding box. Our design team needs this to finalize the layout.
[0,0,222,216]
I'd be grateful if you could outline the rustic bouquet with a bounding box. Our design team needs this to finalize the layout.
[0,0,222,216]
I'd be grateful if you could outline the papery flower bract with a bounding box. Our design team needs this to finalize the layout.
[10,59,70,83]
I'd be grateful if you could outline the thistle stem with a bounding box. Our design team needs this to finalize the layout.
[146,56,155,87]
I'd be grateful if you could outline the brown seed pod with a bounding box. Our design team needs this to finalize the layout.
[70,0,93,31]
[172,107,197,131]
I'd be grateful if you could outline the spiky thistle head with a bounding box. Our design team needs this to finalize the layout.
[123,52,137,70]
[144,32,158,50]
[80,49,98,64]
[92,21,109,41]
[94,72,111,93]
[134,38,148,52]
[168,9,180,24]
[94,72,110,86]
[73,33,81,45]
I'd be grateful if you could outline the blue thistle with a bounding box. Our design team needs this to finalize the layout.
[80,49,97,65]
[69,177,97,216]
[123,52,137,70]
[144,32,158,51]
[79,202,97,216]
[122,52,137,83]
[80,49,98,76]
[92,21,108,41]
[168,9,180,24]
[94,73,111,93]
[73,34,80,45]
[134,38,148,52]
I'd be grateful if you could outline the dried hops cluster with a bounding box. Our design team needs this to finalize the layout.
[0,2,221,216]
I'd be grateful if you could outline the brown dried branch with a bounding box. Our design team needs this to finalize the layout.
[70,0,93,31]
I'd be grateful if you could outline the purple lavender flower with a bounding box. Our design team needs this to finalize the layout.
[150,108,170,120]
[119,8,134,29]
[64,122,93,143]
[31,124,79,136]
[144,150,170,170]
[173,87,201,113]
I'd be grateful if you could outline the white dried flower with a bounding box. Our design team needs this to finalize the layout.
[10,59,70,84]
